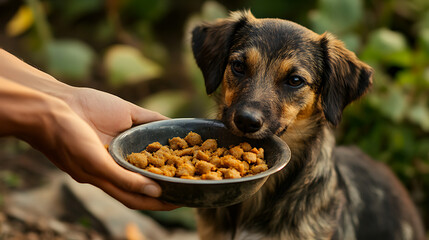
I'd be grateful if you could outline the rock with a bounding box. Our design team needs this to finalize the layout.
[9,172,65,218]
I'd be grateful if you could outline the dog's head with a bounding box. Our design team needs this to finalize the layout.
[192,11,373,139]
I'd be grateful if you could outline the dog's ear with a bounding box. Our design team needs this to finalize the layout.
[191,11,253,94]
[320,33,374,126]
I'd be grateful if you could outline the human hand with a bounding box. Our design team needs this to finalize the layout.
[48,87,177,210]
[30,91,176,211]
[64,87,168,145]
[0,49,176,210]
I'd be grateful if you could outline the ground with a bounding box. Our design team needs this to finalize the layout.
[0,139,197,240]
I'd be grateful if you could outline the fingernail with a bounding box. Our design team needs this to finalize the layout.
[142,185,161,197]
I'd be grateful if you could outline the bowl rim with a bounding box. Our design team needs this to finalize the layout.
[109,118,291,185]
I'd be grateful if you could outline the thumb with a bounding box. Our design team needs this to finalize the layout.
[130,103,169,126]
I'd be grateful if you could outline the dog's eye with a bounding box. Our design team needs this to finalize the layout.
[286,76,305,88]
[231,61,245,76]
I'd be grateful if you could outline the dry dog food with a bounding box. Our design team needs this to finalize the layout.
[126,132,268,180]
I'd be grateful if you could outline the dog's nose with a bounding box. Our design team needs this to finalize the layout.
[234,110,263,133]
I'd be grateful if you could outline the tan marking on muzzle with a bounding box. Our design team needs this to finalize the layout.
[224,88,235,107]
[296,92,318,120]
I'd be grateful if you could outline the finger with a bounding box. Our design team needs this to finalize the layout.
[86,148,164,198]
[130,104,169,126]
[68,160,178,210]
[89,177,178,211]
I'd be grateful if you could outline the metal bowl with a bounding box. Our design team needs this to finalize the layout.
[109,118,291,208]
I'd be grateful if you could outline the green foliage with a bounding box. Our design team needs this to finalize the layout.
[46,40,95,81]
[104,45,162,86]
[362,28,412,67]
[141,208,196,230]
[0,171,22,188]
[48,0,103,23]
[121,0,170,21]
[311,0,363,34]
[140,90,190,117]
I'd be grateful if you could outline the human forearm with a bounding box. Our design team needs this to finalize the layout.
[0,53,175,210]
[0,49,73,101]
[0,76,68,147]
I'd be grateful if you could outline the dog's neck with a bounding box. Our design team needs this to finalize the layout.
[198,114,343,239]
[236,114,342,237]
[279,113,336,189]
[265,113,337,196]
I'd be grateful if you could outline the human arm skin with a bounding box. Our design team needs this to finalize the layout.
[0,49,166,145]
[0,50,176,210]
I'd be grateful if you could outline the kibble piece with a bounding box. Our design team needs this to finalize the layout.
[200,139,217,151]
[146,142,162,152]
[169,137,189,150]
[165,155,182,167]
[184,131,202,146]
[195,150,210,161]
[191,158,199,166]
[201,171,222,180]
[147,155,165,167]
[160,165,176,177]
[239,142,252,152]
[210,156,222,168]
[219,168,241,179]
[181,156,193,165]
[243,161,250,173]
[146,166,163,175]
[154,146,172,159]
[221,155,245,174]
[196,160,216,174]
[174,147,196,156]
[242,152,257,164]
[251,164,268,174]
[229,146,244,159]
[212,147,227,157]
[181,175,201,180]
[250,147,264,159]
[127,152,148,168]
[256,158,265,165]
[176,163,196,177]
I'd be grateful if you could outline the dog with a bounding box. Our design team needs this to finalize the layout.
[191,11,425,240]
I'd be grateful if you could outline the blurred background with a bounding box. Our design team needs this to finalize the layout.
[0,0,428,239]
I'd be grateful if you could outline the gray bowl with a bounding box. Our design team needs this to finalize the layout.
[109,118,291,208]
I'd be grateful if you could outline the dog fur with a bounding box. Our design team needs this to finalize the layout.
[191,11,425,240]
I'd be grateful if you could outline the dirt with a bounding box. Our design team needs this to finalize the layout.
[0,139,110,240]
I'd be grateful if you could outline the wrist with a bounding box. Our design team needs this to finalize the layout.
[0,49,75,104]
[0,78,70,144]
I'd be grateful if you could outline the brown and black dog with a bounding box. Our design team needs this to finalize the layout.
[191,11,425,240]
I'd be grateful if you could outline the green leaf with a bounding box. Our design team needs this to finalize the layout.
[201,1,228,21]
[361,28,412,66]
[340,33,360,53]
[104,45,162,87]
[121,0,169,21]
[46,39,95,80]
[0,170,22,188]
[408,100,429,131]
[139,90,190,118]
[418,28,429,54]
[141,207,196,230]
[310,0,363,34]
[379,87,408,122]
[50,0,102,22]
